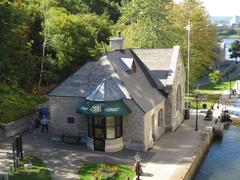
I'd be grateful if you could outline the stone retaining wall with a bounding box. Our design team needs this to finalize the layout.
[170,132,214,180]
[183,132,214,180]
[0,113,38,138]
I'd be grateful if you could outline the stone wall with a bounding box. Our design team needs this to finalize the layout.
[0,113,38,138]
[164,93,173,131]
[49,97,165,152]
[123,99,165,152]
[172,54,186,131]
[170,132,214,180]
[49,96,88,144]
[144,101,165,151]
[105,137,124,152]
[165,49,186,131]
[123,100,145,151]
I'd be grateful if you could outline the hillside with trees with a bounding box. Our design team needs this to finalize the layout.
[0,0,217,92]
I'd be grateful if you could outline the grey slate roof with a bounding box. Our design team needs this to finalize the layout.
[106,50,165,112]
[132,48,173,86]
[49,48,172,112]
[48,58,114,97]
[86,74,131,101]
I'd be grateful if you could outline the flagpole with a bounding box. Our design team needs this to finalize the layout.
[187,20,190,109]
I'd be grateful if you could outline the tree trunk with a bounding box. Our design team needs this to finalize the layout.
[38,2,48,93]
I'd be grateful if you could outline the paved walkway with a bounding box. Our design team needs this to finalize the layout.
[0,86,239,180]
[0,113,215,180]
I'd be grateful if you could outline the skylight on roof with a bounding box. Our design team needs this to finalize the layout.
[119,58,136,74]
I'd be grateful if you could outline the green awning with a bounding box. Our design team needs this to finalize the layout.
[76,100,131,116]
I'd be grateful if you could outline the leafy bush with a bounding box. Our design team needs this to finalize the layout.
[78,163,135,180]
[209,70,222,85]
[92,163,119,179]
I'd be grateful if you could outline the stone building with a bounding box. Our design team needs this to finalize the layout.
[48,36,186,152]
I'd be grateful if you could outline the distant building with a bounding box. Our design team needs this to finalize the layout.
[218,42,226,63]
[48,36,186,152]
[230,16,240,26]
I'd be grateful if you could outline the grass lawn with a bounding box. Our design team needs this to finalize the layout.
[187,81,236,109]
[8,155,51,180]
[219,35,240,39]
[78,163,135,180]
[0,84,48,123]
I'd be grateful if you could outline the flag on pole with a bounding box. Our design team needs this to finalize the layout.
[186,20,190,32]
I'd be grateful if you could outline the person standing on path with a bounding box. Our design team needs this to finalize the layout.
[41,115,48,133]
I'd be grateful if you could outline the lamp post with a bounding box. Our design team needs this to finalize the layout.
[195,94,200,131]
[134,151,142,180]
[186,20,191,109]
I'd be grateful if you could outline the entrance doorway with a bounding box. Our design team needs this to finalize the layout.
[88,116,123,151]
[93,117,105,151]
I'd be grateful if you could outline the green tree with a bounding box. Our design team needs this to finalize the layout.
[0,0,37,89]
[116,0,174,48]
[229,40,240,62]
[44,8,111,80]
[116,0,217,83]
[209,70,221,85]
[168,0,218,83]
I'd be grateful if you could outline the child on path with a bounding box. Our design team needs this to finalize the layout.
[41,115,48,133]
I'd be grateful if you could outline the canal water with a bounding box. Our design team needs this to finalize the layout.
[194,125,240,180]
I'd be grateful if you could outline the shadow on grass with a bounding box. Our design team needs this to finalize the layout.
[8,156,51,180]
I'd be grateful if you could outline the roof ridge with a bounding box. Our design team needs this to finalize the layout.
[129,49,168,98]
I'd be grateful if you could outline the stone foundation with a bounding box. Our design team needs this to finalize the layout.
[105,137,123,152]
[86,137,124,152]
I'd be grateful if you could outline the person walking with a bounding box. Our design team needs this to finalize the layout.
[41,115,48,133]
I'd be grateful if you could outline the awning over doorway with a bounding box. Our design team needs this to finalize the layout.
[76,100,131,116]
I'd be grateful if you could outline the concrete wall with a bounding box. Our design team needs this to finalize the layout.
[49,96,88,144]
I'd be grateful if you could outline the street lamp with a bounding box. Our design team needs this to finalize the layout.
[195,94,200,131]
[134,151,142,180]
